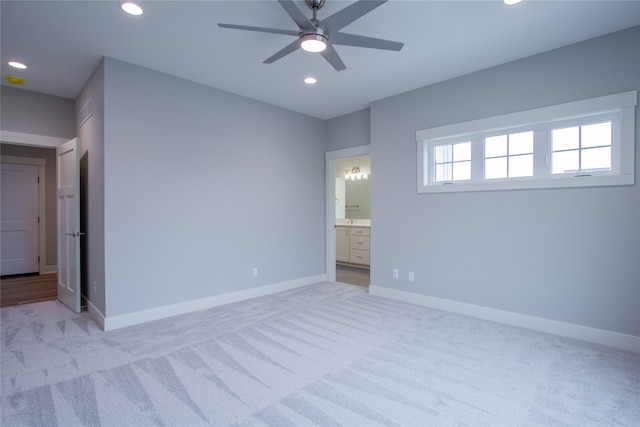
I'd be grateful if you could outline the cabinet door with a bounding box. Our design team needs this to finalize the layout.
[336,227,350,262]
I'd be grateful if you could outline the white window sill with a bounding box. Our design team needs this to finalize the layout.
[419,174,634,194]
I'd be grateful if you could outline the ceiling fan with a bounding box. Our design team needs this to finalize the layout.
[217,0,404,71]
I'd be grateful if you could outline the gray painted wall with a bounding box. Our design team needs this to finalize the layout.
[76,60,106,315]
[102,58,326,317]
[0,86,75,138]
[367,26,640,337]
[326,108,370,152]
[0,143,57,268]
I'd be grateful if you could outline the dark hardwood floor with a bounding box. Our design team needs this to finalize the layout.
[336,264,370,287]
[0,273,57,308]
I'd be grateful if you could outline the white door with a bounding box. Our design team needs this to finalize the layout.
[57,138,82,313]
[0,163,39,275]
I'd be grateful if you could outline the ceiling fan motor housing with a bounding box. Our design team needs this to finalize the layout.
[306,0,326,11]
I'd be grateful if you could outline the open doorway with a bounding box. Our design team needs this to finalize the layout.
[0,147,53,276]
[325,145,370,287]
[1,143,58,307]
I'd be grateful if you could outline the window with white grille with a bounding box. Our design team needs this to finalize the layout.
[417,91,636,193]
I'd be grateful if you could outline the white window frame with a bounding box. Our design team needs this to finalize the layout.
[416,91,637,193]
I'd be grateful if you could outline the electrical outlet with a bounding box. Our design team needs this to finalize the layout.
[408,272,415,282]
[252,267,258,277]
[392,268,399,279]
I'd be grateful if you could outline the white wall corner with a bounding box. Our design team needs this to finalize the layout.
[368,285,640,354]
[102,274,326,331]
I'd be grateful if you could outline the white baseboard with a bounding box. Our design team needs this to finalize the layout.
[85,297,106,330]
[103,274,326,331]
[41,265,57,275]
[369,285,640,354]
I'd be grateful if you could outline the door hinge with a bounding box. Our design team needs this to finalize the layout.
[38,216,40,224]
[37,176,40,183]
[38,256,40,264]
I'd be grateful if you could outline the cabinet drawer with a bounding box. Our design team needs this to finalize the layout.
[349,249,370,266]
[350,235,370,250]
[350,227,370,236]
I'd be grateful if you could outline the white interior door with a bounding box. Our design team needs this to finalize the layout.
[1,163,39,275]
[57,138,82,313]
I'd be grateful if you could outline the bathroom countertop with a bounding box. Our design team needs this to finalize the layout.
[335,220,370,228]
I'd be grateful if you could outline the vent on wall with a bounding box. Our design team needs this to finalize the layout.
[78,98,93,127]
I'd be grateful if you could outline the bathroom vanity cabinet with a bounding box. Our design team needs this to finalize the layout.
[336,225,370,268]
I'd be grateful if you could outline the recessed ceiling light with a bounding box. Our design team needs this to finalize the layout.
[304,77,317,84]
[8,61,27,70]
[504,0,522,4]
[121,2,143,16]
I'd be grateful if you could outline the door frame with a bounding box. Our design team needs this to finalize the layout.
[0,155,47,275]
[325,145,370,282]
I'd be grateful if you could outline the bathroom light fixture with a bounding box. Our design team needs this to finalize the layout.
[345,166,368,181]
[300,32,327,53]
[8,61,27,69]
[504,0,522,4]
[304,77,317,84]
[121,2,143,15]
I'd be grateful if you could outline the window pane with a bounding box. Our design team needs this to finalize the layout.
[435,163,452,181]
[552,150,579,174]
[582,122,611,148]
[582,146,611,170]
[435,145,452,163]
[552,126,579,151]
[485,135,507,158]
[485,157,506,179]
[453,161,471,180]
[509,131,533,155]
[454,142,471,161]
[509,154,533,177]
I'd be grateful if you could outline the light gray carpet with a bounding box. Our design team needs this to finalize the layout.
[1,282,639,426]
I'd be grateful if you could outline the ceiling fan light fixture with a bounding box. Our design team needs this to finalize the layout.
[300,33,327,53]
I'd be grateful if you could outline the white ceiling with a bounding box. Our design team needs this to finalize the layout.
[2,1,639,120]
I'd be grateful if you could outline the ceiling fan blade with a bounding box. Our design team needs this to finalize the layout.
[277,0,315,31]
[320,43,346,72]
[331,32,403,51]
[320,0,388,33]
[263,39,301,64]
[218,23,299,37]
